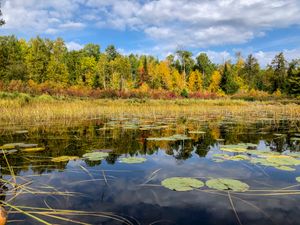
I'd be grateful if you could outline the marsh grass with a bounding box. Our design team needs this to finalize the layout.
[1,96,300,127]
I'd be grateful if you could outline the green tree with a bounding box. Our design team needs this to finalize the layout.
[220,63,239,94]
[26,37,51,83]
[0,36,28,81]
[287,60,300,95]
[65,50,82,85]
[96,54,111,89]
[270,52,287,92]
[176,50,194,81]
[78,56,97,86]
[242,54,260,89]
[82,43,100,60]
[195,53,216,88]
[105,45,119,61]
[46,38,69,84]
[110,56,131,90]
[128,54,139,84]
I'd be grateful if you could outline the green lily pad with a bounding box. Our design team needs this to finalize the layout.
[161,177,204,191]
[21,147,45,152]
[230,155,250,161]
[266,155,300,166]
[247,150,280,157]
[82,152,109,161]
[206,178,249,192]
[274,166,295,171]
[120,157,147,164]
[220,147,247,153]
[287,152,300,158]
[51,156,79,162]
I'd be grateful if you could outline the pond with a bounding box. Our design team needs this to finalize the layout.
[1,117,300,225]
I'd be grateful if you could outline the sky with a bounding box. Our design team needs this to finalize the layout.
[1,0,300,66]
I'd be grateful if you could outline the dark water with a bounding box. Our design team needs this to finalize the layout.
[1,118,300,225]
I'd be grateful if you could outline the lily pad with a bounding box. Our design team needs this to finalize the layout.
[51,156,79,162]
[15,130,28,134]
[230,155,250,161]
[287,152,300,158]
[120,157,147,164]
[188,131,206,134]
[220,147,247,153]
[206,178,249,192]
[0,143,24,149]
[161,177,204,191]
[21,147,45,152]
[266,155,300,166]
[274,166,295,171]
[82,152,109,161]
[147,134,191,141]
[247,150,280,157]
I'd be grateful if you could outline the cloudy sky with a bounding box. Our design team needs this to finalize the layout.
[1,0,300,65]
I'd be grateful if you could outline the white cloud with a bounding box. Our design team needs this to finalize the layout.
[1,0,300,54]
[197,48,300,67]
[66,41,84,51]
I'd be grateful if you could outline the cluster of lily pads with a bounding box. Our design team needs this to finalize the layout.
[161,177,249,192]
[212,143,300,171]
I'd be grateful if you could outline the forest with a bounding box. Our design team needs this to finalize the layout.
[0,35,300,99]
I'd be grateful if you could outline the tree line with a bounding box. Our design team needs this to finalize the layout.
[0,35,300,97]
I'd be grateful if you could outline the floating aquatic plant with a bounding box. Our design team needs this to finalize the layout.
[21,147,45,152]
[82,152,109,161]
[206,178,249,192]
[0,143,24,149]
[247,150,280,157]
[147,134,191,141]
[120,157,147,164]
[51,156,79,162]
[161,177,204,191]
[188,131,206,134]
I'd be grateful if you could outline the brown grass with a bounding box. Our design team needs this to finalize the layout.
[0,97,300,127]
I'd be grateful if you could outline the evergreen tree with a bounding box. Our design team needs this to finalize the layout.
[287,60,300,95]
[105,45,119,61]
[242,54,260,89]
[220,63,239,94]
[270,52,287,92]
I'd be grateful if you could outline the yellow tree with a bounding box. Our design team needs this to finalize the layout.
[208,70,221,93]
[172,69,185,92]
[160,61,172,90]
[188,70,203,92]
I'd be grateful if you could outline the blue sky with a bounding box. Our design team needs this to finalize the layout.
[1,0,300,66]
